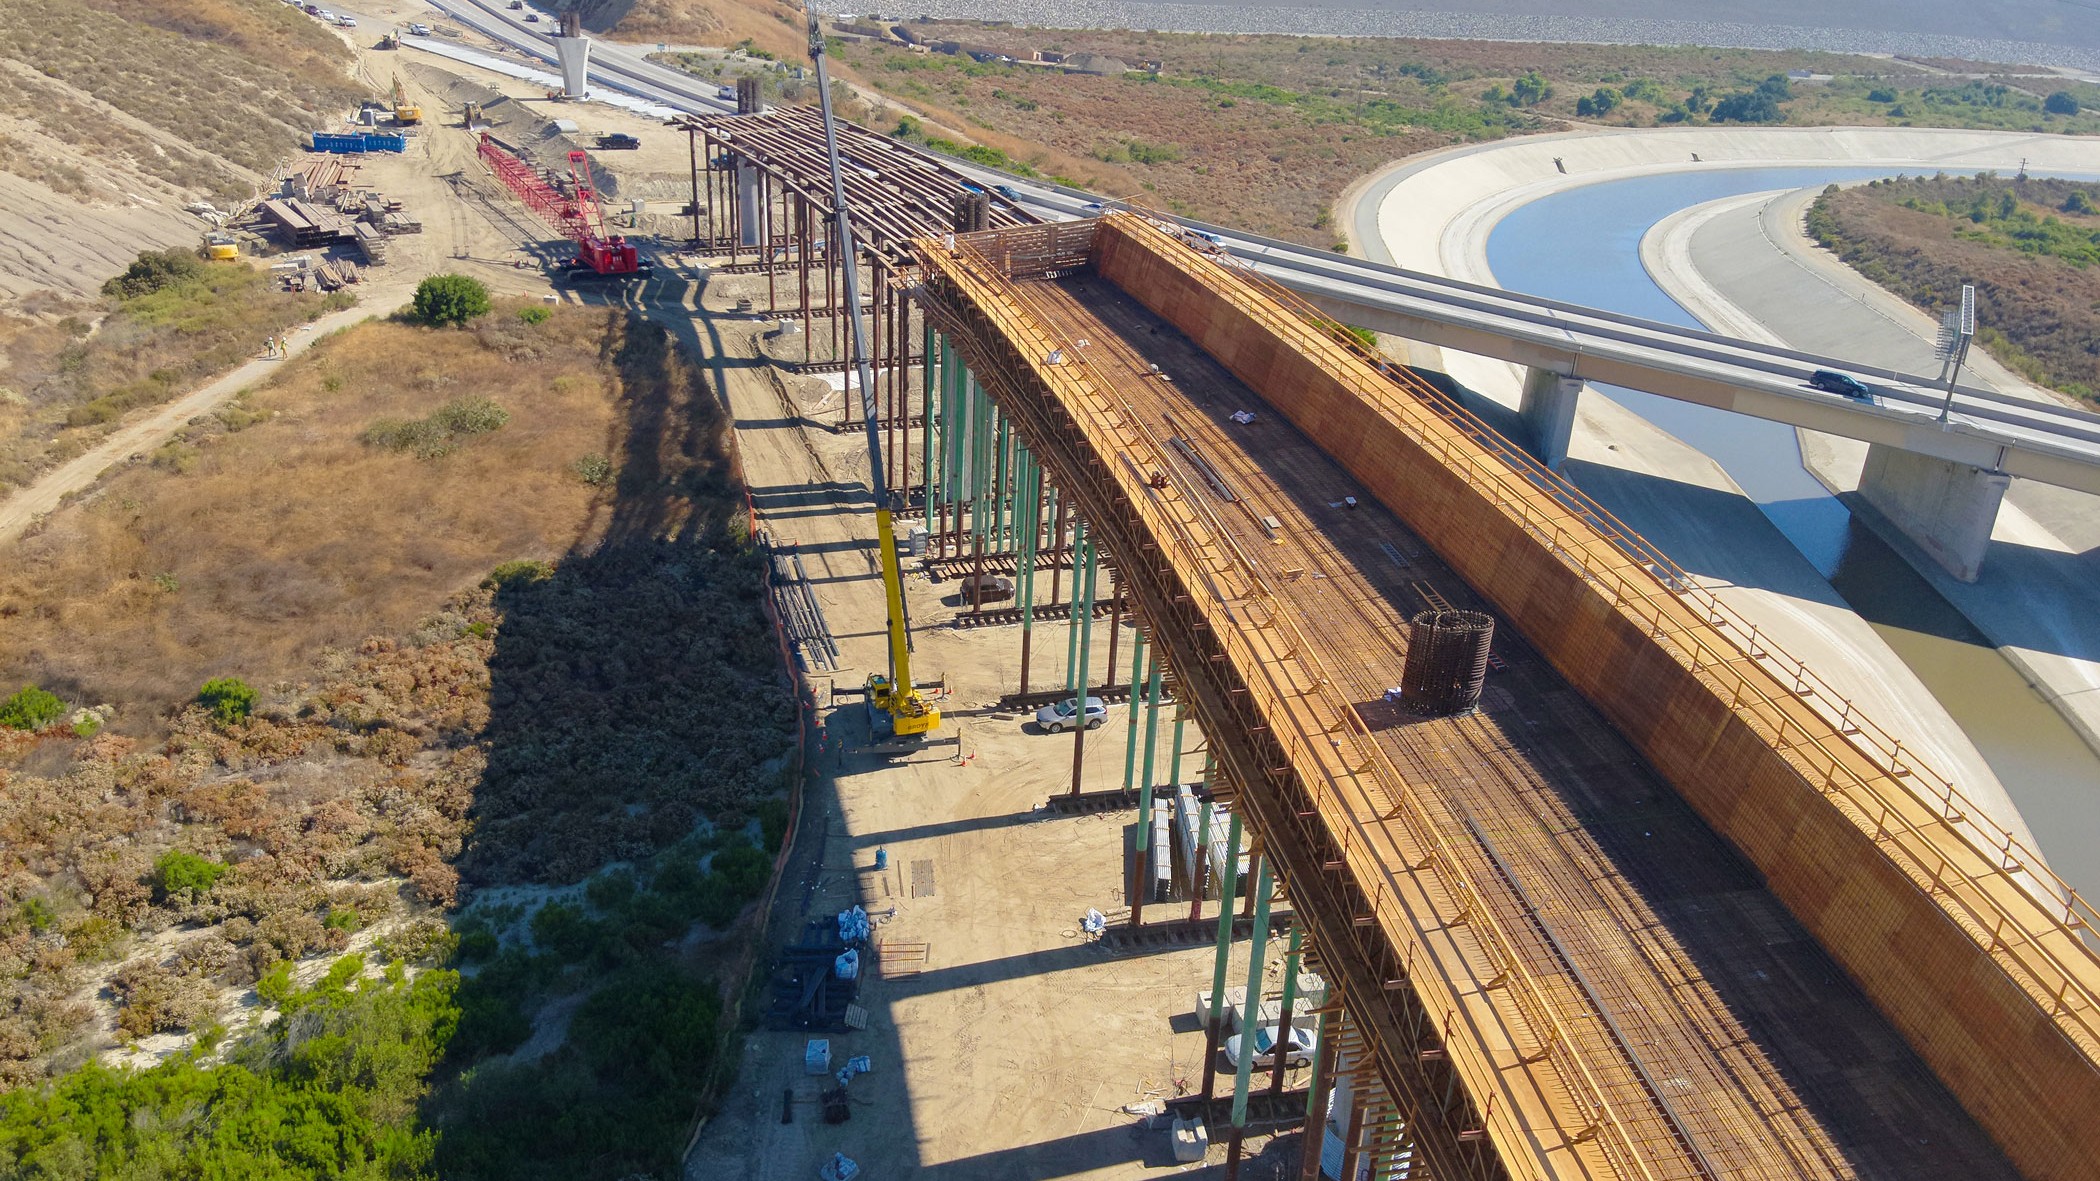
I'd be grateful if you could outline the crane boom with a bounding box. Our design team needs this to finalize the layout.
[806,8,938,737]
[475,133,645,277]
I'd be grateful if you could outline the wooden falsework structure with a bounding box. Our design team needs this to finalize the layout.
[915,213,2100,1181]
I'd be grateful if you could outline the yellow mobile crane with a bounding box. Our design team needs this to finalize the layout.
[808,10,940,738]
[392,74,423,126]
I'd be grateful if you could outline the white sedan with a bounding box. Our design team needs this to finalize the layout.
[1222,1025,1316,1071]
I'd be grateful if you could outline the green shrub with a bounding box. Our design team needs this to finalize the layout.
[254,960,295,1008]
[72,714,102,739]
[572,452,615,486]
[18,897,56,933]
[569,962,720,1088]
[486,559,554,589]
[757,797,790,853]
[530,901,603,962]
[517,305,552,325]
[197,676,256,723]
[362,396,509,459]
[410,274,492,327]
[455,928,500,963]
[1867,87,1898,103]
[2046,91,2081,116]
[432,395,510,435]
[102,249,205,300]
[323,906,362,933]
[152,850,229,899]
[0,684,64,730]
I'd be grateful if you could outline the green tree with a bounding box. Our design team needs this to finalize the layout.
[153,850,229,899]
[1576,87,1621,117]
[1510,70,1549,107]
[0,684,64,730]
[197,676,257,724]
[2064,190,2098,215]
[410,274,492,328]
[1711,90,1784,123]
[2046,91,2081,116]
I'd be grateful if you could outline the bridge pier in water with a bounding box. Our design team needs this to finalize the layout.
[1518,366,1583,470]
[1854,442,2009,583]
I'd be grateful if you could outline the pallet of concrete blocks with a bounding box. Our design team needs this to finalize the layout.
[1149,798,1174,902]
[1173,785,1204,897]
[380,211,423,235]
[1202,804,1250,898]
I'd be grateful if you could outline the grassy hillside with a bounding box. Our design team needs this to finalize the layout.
[0,0,362,204]
[0,254,352,492]
[1807,174,2100,403]
[0,295,794,1181]
[636,11,2098,246]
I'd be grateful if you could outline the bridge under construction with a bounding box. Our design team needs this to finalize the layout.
[902,214,2100,1180]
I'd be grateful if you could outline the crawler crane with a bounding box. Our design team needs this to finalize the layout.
[807,9,940,738]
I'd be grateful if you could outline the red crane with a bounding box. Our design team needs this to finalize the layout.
[476,132,647,277]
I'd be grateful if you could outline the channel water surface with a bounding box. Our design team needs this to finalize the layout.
[1487,167,2100,899]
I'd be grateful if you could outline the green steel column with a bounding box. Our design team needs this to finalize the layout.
[1168,707,1187,789]
[1070,525,1096,704]
[1305,1011,1331,1121]
[1200,805,1243,1101]
[1064,519,1084,693]
[1268,926,1304,1095]
[1229,861,1277,1156]
[991,413,1007,550]
[1066,525,1098,795]
[942,349,963,504]
[1016,450,1041,695]
[1120,627,1149,793]
[1206,808,1244,1026]
[1131,643,1164,924]
[969,383,988,548]
[1138,651,1164,792]
[928,321,944,510]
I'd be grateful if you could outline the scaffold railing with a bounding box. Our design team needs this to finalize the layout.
[925,232,1716,1181]
[1102,211,2100,1061]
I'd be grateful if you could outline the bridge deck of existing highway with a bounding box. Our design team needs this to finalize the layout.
[913,217,2062,1179]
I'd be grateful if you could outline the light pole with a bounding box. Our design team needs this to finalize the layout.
[1936,283,1976,426]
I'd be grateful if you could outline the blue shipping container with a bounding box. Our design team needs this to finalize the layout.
[310,131,406,154]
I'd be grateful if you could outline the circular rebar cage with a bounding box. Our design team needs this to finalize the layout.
[1399,609,1495,717]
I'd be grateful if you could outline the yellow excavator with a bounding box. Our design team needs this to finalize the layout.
[392,74,422,126]
[808,10,940,739]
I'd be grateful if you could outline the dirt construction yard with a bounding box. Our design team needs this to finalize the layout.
[676,271,1312,1179]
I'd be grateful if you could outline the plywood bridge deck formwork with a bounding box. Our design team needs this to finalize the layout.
[912,214,2100,1181]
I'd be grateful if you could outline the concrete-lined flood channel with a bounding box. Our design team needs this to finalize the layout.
[1487,166,2100,901]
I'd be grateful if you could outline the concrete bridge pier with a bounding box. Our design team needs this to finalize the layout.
[1855,443,2009,584]
[1518,366,1582,470]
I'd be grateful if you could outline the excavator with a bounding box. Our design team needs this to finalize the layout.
[806,9,940,740]
[391,74,422,126]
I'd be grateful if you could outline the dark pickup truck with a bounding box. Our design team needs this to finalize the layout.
[595,133,640,150]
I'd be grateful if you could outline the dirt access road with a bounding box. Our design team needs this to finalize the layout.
[670,264,1313,1179]
[0,52,567,551]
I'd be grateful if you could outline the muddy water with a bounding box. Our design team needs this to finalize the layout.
[1487,167,2100,901]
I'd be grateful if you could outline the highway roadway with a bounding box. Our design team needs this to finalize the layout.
[416,0,2100,497]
